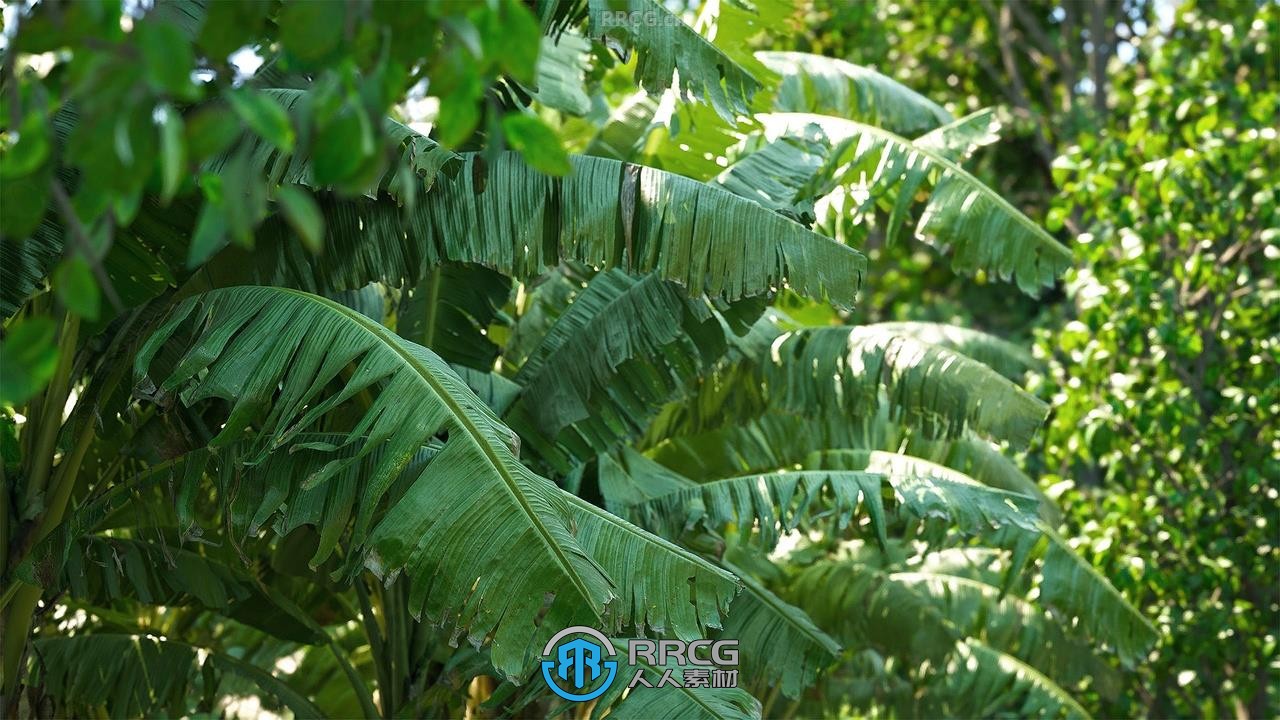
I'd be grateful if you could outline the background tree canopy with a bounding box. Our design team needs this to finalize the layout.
[0,1,1274,719]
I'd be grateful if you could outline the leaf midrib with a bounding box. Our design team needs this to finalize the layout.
[278,287,605,615]
[726,564,841,655]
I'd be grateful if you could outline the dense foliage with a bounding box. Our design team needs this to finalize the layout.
[0,1,1273,719]
[1035,7,1278,717]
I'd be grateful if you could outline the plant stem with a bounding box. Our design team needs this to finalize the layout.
[329,638,380,720]
[24,313,79,503]
[356,576,393,718]
[3,313,82,701]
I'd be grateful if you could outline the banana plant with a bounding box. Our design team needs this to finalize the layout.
[0,1,1153,718]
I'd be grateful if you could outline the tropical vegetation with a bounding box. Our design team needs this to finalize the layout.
[0,0,1273,718]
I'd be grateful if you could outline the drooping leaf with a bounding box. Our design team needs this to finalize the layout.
[939,641,1092,720]
[724,113,1073,295]
[621,468,1042,552]
[591,640,763,720]
[762,325,1049,449]
[808,448,1058,523]
[586,0,760,122]
[56,536,325,644]
[32,634,323,719]
[755,51,952,135]
[720,565,841,698]
[792,553,1108,692]
[510,270,692,435]
[133,286,735,679]
[1039,532,1159,667]
[234,151,866,308]
[863,321,1039,380]
[914,108,1002,163]
[529,32,594,115]
[1,221,62,318]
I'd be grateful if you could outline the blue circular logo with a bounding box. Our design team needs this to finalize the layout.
[539,626,619,702]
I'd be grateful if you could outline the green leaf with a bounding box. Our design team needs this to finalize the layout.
[586,0,760,122]
[135,19,197,98]
[0,107,51,179]
[479,0,542,85]
[275,185,324,254]
[529,33,593,115]
[184,104,243,164]
[56,536,325,644]
[226,87,295,153]
[721,566,842,698]
[760,325,1049,449]
[0,162,52,238]
[756,51,952,135]
[502,113,571,176]
[398,263,510,370]
[186,199,228,268]
[134,286,737,680]
[914,108,1002,162]
[862,321,1039,380]
[157,103,186,203]
[940,642,1092,720]
[239,152,865,310]
[198,0,269,61]
[623,468,1041,552]
[810,448,1058,524]
[737,113,1073,295]
[277,0,345,69]
[33,634,323,719]
[311,103,377,186]
[0,315,58,406]
[1039,533,1159,667]
[53,256,100,321]
[1,219,62,317]
[593,640,762,720]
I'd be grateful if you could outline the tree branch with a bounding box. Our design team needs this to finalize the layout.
[47,179,125,314]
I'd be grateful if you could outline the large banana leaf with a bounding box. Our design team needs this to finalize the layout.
[865,321,1040,380]
[1,221,63,317]
[719,567,841,699]
[619,468,1042,552]
[397,263,511,370]
[504,269,749,470]
[585,0,760,122]
[56,536,324,644]
[914,108,1003,162]
[808,448,1057,522]
[637,312,1047,452]
[229,151,865,308]
[591,640,763,720]
[755,52,952,135]
[763,325,1049,449]
[132,286,738,679]
[792,556,1107,691]
[939,641,1091,720]
[648,412,891,480]
[31,634,322,719]
[529,33,594,116]
[511,270,692,435]
[720,113,1072,295]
